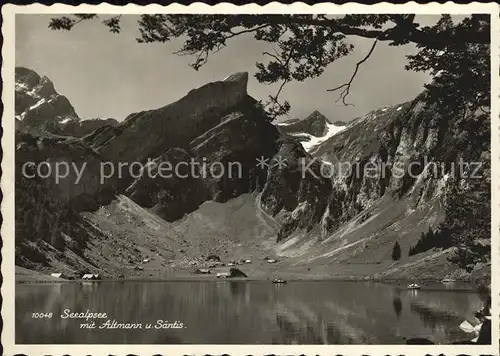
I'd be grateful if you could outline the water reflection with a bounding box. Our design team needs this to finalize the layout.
[16,281,481,344]
[393,296,402,319]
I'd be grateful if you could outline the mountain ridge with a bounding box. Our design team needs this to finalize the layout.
[14,67,490,281]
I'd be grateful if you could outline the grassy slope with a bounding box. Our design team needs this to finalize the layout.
[15,266,68,283]
[18,190,487,282]
[24,193,280,280]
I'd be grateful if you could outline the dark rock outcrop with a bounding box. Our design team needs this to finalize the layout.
[16,131,119,211]
[125,147,210,222]
[206,254,221,262]
[260,138,332,242]
[229,267,247,278]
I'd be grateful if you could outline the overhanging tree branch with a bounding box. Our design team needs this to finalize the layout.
[262,43,297,117]
[326,39,378,106]
[48,14,490,118]
[226,24,271,39]
[262,15,489,47]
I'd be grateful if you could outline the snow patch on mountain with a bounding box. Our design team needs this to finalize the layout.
[290,121,346,152]
[28,98,46,111]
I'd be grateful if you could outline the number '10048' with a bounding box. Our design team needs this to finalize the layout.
[31,312,53,318]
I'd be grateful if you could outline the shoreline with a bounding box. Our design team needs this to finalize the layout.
[16,275,488,288]
[15,265,489,286]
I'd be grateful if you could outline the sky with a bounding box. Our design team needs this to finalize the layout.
[15,14,437,122]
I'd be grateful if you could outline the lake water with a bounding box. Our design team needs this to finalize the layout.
[16,280,483,344]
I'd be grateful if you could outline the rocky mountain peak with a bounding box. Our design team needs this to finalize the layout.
[15,67,121,137]
[304,110,331,127]
[15,67,41,87]
[16,68,64,108]
[278,109,340,139]
[89,71,261,163]
[222,71,248,97]
[15,66,79,132]
[223,71,248,84]
[37,76,57,97]
[308,109,329,121]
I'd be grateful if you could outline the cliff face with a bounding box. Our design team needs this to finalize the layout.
[313,94,488,229]
[259,92,490,278]
[124,109,277,223]
[89,72,279,221]
[260,138,332,242]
